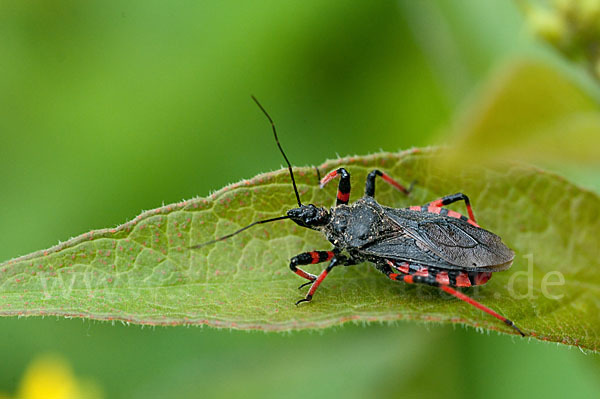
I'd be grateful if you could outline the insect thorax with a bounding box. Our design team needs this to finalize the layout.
[323,197,399,249]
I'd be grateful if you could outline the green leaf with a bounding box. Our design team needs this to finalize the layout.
[1,148,598,351]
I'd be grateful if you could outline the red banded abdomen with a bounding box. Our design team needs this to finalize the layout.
[387,260,492,288]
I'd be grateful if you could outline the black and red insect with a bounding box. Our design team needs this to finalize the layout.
[194,96,525,336]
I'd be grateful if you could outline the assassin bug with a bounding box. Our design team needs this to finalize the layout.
[193,96,525,336]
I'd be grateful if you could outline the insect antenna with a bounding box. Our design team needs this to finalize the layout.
[192,97,301,249]
[191,215,291,249]
[251,95,302,207]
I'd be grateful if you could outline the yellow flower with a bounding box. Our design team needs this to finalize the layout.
[16,354,102,399]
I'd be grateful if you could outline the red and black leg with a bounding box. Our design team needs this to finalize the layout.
[295,254,357,305]
[365,169,412,197]
[381,260,525,336]
[411,192,478,226]
[320,168,351,206]
[290,250,335,287]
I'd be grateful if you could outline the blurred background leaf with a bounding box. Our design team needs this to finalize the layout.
[1,0,599,398]
[446,59,600,191]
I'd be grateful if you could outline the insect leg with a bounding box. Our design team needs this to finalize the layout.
[426,193,477,225]
[296,255,356,305]
[320,168,351,205]
[290,251,335,288]
[381,260,525,336]
[439,284,526,336]
[364,169,412,197]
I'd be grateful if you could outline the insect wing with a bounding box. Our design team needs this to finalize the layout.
[385,209,514,271]
[361,234,464,270]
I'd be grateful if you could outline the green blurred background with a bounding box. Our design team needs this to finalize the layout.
[1,1,599,398]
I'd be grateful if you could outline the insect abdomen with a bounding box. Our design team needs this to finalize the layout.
[387,260,492,287]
